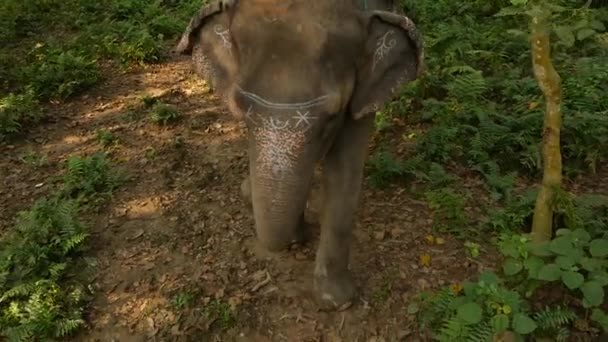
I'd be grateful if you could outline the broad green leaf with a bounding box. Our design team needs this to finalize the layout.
[555,255,575,270]
[479,271,500,286]
[537,264,561,281]
[564,247,585,264]
[463,281,478,297]
[580,257,602,272]
[457,302,483,325]
[529,242,552,257]
[555,25,575,48]
[500,242,520,258]
[513,313,537,334]
[555,228,572,236]
[503,258,523,276]
[591,309,608,332]
[561,271,584,290]
[589,239,608,258]
[549,236,573,255]
[574,19,590,30]
[590,271,608,287]
[496,6,525,17]
[581,281,604,307]
[510,0,528,7]
[577,28,596,41]
[491,314,510,334]
[590,20,606,32]
[571,228,591,243]
[524,256,544,278]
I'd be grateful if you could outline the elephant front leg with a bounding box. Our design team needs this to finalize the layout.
[313,115,375,310]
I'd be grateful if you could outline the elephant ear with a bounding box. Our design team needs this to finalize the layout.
[174,0,239,97]
[350,10,424,119]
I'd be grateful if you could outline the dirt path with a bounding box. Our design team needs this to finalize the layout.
[1,57,492,342]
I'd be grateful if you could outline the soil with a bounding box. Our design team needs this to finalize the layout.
[0,56,605,342]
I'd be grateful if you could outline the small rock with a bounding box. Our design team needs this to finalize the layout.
[295,252,307,260]
[373,230,386,241]
[390,228,406,238]
[417,278,430,290]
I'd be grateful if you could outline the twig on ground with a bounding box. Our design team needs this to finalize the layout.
[251,271,271,292]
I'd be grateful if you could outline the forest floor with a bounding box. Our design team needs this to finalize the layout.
[0,55,605,342]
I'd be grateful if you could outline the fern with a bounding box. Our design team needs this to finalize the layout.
[3,323,34,342]
[446,70,488,100]
[59,152,125,206]
[533,306,577,331]
[436,318,470,342]
[466,320,493,342]
[54,317,85,338]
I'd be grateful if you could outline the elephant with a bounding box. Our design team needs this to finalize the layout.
[174,0,424,309]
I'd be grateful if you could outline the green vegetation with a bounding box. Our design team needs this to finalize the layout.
[0,0,204,140]
[373,0,608,339]
[149,103,182,126]
[0,153,124,341]
[1,0,607,340]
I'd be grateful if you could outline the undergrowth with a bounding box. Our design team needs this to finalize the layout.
[0,0,205,140]
[377,0,608,339]
[0,152,124,340]
[368,0,608,235]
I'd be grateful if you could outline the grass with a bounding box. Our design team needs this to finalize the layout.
[0,0,205,141]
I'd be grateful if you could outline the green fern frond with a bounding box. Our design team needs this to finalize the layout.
[533,305,577,331]
[0,282,36,302]
[555,327,570,342]
[61,233,88,254]
[437,318,470,342]
[446,70,488,100]
[54,318,85,337]
[3,323,34,342]
[467,321,493,342]
[48,263,67,280]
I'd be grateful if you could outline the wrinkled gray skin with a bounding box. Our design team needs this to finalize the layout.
[175,0,423,310]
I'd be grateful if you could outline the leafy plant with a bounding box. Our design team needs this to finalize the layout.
[204,299,235,330]
[411,271,578,341]
[58,152,125,207]
[0,89,43,139]
[149,103,182,126]
[0,198,90,341]
[95,129,118,148]
[498,229,608,308]
[425,188,471,238]
[19,149,49,168]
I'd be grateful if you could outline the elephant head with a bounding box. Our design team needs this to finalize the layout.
[175,0,423,307]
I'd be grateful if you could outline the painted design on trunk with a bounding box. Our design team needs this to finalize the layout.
[238,86,329,178]
[214,25,232,53]
[237,86,329,110]
[237,86,327,131]
[254,117,307,178]
[372,30,397,72]
[292,110,314,129]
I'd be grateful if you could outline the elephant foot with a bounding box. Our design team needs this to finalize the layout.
[259,214,312,252]
[313,269,356,310]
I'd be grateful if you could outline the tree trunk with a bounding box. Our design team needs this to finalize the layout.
[529,4,563,244]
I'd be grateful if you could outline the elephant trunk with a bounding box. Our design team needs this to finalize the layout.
[247,128,315,251]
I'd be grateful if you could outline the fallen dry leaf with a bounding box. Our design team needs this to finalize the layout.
[420,253,431,267]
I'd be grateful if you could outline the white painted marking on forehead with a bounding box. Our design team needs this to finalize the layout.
[236,85,329,110]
